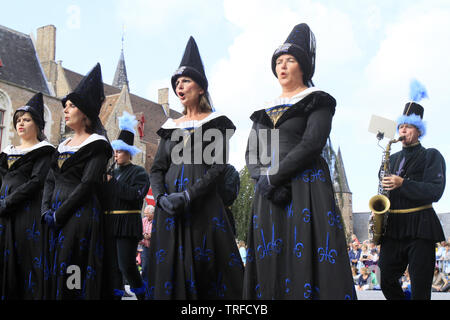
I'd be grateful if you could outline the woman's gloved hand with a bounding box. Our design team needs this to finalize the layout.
[256,174,275,199]
[167,191,190,213]
[157,194,176,216]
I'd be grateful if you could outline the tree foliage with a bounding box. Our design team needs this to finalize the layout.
[231,166,255,243]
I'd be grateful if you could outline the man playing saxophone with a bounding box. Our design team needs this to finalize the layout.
[378,95,446,300]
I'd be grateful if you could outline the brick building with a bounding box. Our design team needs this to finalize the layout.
[0,24,181,170]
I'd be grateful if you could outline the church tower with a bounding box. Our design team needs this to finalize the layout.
[333,147,353,240]
[322,139,353,240]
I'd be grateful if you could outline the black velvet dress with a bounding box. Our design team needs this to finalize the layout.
[0,142,54,300]
[41,135,112,300]
[146,113,244,300]
[243,88,356,300]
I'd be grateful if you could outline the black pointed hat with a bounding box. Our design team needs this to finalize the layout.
[61,63,107,136]
[62,63,105,121]
[15,92,45,131]
[271,23,316,87]
[171,36,208,93]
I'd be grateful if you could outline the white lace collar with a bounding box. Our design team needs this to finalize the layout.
[161,111,226,130]
[3,140,54,155]
[58,133,108,153]
[262,87,321,110]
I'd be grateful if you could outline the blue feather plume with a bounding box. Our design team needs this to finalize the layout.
[409,79,428,102]
[111,111,142,155]
[118,111,137,134]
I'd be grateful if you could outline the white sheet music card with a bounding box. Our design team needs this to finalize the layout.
[368,115,397,140]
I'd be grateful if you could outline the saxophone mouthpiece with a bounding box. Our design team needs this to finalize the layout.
[398,136,405,141]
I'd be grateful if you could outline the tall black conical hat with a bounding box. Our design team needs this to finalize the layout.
[271,23,316,86]
[15,92,45,131]
[62,63,105,122]
[171,36,208,93]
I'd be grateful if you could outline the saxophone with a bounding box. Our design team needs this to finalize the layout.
[368,136,404,244]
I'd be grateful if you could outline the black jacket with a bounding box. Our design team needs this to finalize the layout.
[385,143,446,241]
[104,163,149,238]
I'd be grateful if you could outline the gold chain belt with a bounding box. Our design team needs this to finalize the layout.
[389,204,432,214]
[104,210,142,215]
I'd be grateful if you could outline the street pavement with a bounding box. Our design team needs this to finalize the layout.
[122,286,450,300]
[357,290,450,300]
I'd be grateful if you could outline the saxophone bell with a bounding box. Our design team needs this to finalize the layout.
[368,194,391,245]
[369,194,391,215]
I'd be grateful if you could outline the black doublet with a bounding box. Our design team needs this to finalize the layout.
[379,143,446,300]
[386,143,446,242]
[104,163,149,238]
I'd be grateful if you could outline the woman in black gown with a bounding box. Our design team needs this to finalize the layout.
[0,93,54,299]
[146,36,244,299]
[41,64,112,299]
[243,23,355,300]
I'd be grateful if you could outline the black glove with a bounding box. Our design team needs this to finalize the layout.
[167,191,190,213]
[271,185,292,207]
[157,194,176,216]
[256,174,275,199]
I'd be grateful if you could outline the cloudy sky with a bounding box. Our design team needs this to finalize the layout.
[2,0,450,213]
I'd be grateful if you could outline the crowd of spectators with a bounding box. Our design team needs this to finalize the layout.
[433,240,450,292]
[348,234,450,294]
[348,235,381,291]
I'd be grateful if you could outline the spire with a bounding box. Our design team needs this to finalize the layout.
[334,148,351,193]
[322,137,335,172]
[113,30,129,91]
[321,139,351,194]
